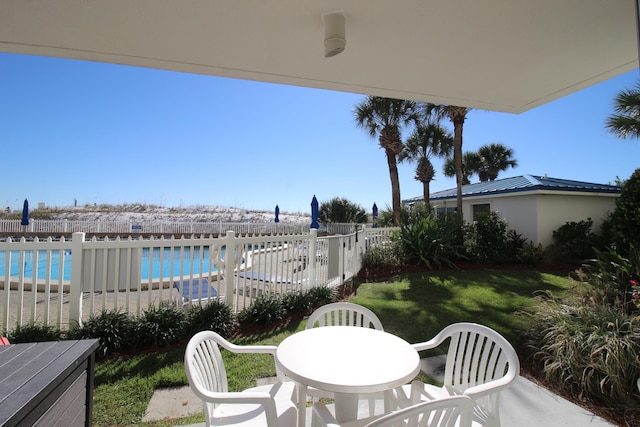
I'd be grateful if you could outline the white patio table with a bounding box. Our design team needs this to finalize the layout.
[275,326,420,427]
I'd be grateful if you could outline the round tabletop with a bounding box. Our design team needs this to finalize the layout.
[276,326,420,394]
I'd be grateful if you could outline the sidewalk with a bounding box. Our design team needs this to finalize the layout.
[150,356,615,427]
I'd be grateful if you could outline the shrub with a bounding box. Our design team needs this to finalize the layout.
[361,241,406,271]
[68,309,137,357]
[396,205,463,268]
[186,300,236,337]
[581,244,640,312]
[8,322,64,343]
[465,211,509,263]
[305,286,338,310]
[526,300,640,409]
[517,241,545,266]
[237,294,286,327]
[506,229,527,262]
[137,303,187,348]
[610,168,640,249]
[281,291,315,317]
[549,218,597,265]
[374,207,395,227]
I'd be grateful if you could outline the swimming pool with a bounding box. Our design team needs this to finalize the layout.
[0,246,225,282]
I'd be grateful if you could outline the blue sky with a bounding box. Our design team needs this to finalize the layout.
[2,53,640,215]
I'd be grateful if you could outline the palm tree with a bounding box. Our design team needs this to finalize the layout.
[354,96,418,225]
[606,81,640,139]
[476,143,517,181]
[443,151,479,185]
[398,121,453,207]
[422,104,471,219]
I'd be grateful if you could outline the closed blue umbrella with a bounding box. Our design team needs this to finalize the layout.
[21,199,29,226]
[310,195,319,229]
[21,199,29,236]
[275,205,280,223]
[372,202,378,228]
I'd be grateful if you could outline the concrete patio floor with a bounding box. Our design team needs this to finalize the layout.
[150,356,615,427]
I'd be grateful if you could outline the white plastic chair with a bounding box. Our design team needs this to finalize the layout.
[312,395,473,427]
[184,330,297,427]
[306,302,384,330]
[390,323,519,427]
[304,302,384,417]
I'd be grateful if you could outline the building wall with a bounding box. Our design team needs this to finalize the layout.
[430,191,618,247]
[486,195,539,244]
[535,192,617,246]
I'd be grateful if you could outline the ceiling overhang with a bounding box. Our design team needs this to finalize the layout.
[1,1,637,113]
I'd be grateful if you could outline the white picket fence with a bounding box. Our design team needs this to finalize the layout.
[0,227,397,330]
[0,219,309,236]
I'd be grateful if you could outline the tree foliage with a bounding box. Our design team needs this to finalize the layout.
[610,168,640,249]
[443,152,481,185]
[318,197,368,223]
[399,121,453,206]
[444,143,517,183]
[606,80,640,139]
[354,96,418,225]
[423,104,471,219]
[475,143,517,181]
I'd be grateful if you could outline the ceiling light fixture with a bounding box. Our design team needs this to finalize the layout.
[322,11,346,58]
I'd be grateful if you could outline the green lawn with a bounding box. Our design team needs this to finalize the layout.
[93,269,572,427]
[349,269,569,344]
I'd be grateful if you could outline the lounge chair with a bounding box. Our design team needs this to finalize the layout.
[236,271,304,285]
[173,278,222,307]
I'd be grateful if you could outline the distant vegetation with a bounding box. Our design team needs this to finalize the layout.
[0,203,310,223]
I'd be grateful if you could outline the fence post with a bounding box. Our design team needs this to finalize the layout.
[327,236,340,283]
[309,228,317,288]
[356,226,366,273]
[223,230,235,303]
[68,232,85,327]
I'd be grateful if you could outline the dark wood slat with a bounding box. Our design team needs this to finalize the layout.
[0,339,98,427]
[34,372,86,427]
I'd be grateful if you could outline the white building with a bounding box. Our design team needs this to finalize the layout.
[403,175,621,247]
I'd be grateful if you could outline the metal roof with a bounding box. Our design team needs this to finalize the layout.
[403,175,622,203]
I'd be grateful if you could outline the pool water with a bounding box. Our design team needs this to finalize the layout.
[0,247,225,281]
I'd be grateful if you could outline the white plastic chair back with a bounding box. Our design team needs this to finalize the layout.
[186,331,229,397]
[185,330,296,427]
[414,323,519,427]
[312,395,473,427]
[306,302,384,330]
[305,302,384,417]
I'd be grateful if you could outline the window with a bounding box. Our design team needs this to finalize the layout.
[472,203,491,221]
[435,207,456,217]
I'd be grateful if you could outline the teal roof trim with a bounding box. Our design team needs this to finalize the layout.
[403,175,622,203]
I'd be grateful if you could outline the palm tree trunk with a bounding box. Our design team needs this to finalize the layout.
[453,121,464,220]
[423,181,430,208]
[385,148,401,225]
